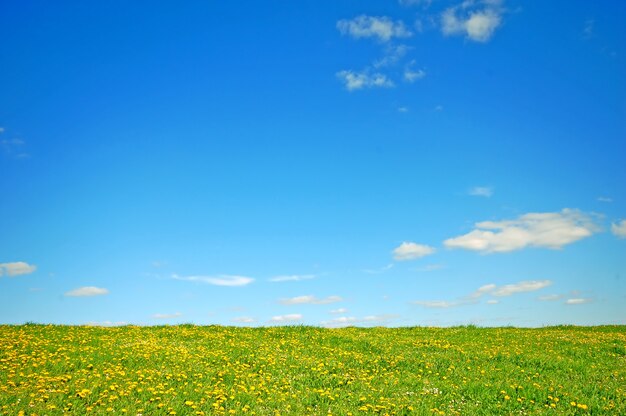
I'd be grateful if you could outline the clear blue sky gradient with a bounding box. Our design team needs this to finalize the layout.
[1,1,625,326]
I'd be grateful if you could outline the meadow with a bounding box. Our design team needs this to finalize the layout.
[0,325,624,415]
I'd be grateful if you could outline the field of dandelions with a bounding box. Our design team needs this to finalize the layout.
[1,325,624,415]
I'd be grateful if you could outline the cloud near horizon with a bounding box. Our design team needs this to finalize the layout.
[0,261,37,277]
[444,209,598,253]
[65,286,109,297]
[172,274,254,286]
[279,295,343,305]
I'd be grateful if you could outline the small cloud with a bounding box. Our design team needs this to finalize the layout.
[397,107,409,113]
[336,70,394,91]
[152,312,182,319]
[538,294,563,301]
[269,274,315,282]
[565,298,592,305]
[231,316,256,323]
[583,19,594,39]
[404,68,426,82]
[330,308,349,314]
[393,242,436,261]
[434,104,444,111]
[65,286,109,297]
[468,186,493,197]
[172,274,254,286]
[363,264,394,274]
[373,44,410,68]
[0,261,37,277]
[597,196,612,202]
[486,299,499,304]
[85,321,128,327]
[611,220,626,238]
[321,314,397,327]
[337,15,412,42]
[270,314,303,323]
[279,295,343,305]
[415,263,445,272]
[413,300,459,308]
[491,280,552,297]
[444,209,599,253]
[441,2,504,42]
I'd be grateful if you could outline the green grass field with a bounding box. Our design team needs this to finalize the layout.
[1,325,624,415]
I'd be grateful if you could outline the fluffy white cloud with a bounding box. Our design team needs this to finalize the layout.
[0,261,37,277]
[231,316,256,323]
[468,186,493,197]
[269,274,315,282]
[336,70,394,91]
[279,295,343,305]
[152,312,182,319]
[172,274,253,286]
[444,209,598,253]
[565,298,592,305]
[611,220,626,238]
[491,280,552,296]
[65,286,109,297]
[393,242,436,260]
[321,314,397,327]
[330,308,349,314]
[441,1,503,42]
[270,314,302,323]
[337,15,412,42]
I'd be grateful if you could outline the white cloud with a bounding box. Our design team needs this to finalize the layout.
[538,294,563,301]
[321,314,397,327]
[363,264,394,274]
[279,295,343,305]
[565,298,592,305]
[231,316,256,323]
[399,0,432,6]
[441,2,503,42]
[597,196,612,202]
[65,286,109,297]
[468,186,493,197]
[491,280,552,297]
[397,107,409,113]
[85,321,128,327]
[404,68,426,82]
[413,280,552,308]
[269,274,315,282]
[336,70,394,91]
[486,299,499,304]
[330,308,348,314]
[611,220,626,238]
[373,44,410,68]
[0,261,37,277]
[0,127,4,133]
[444,209,598,253]
[270,314,302,323]
[172,274,254,286]
[415,263,445,272]
[337,15,412,42]
[583,19,594,39]
[152,312,182,319]
[393,242,436,261]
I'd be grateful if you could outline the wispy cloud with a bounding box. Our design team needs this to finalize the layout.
[330,308,349,314]
[321,314,397,327]
[337,15,412,42]
[413,280,552,308]
[0,261,37,277]
[404,60,426,82]
[468,186,493,197]
[565,298,592,305]
[172,274,254,286]
[279,295,343,305]
[152,312,182,319]
[65,286,109,297]
[441,0,504,42]
[583,19,594,39]
[269,274,315,282]
[611,220,626,238]
[231,316,256,323]
[444,209,599,253]
[393,242,436,261]
[538,294,563,301]
[597,196,612,202]
[363,264,394,274]
[336,70,394,91]
[415,264,445,272]
[270,314,303,323]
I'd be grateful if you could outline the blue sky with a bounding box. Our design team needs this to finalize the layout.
[1,0,625,327]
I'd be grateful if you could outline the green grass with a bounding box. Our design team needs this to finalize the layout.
[1,325,624,415]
